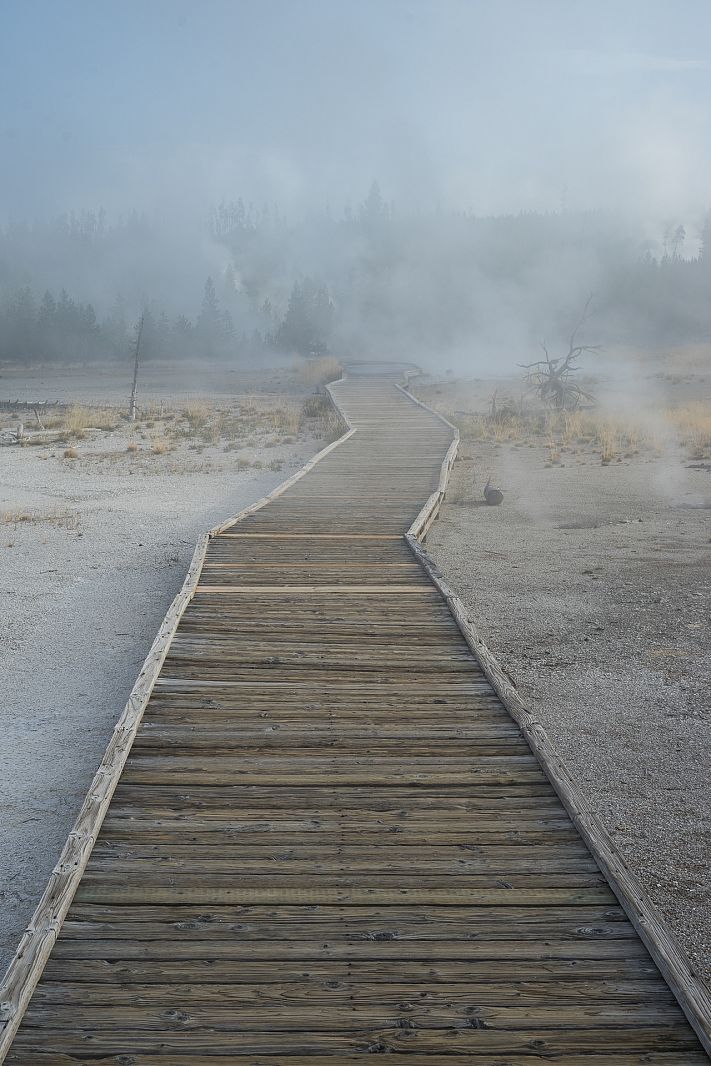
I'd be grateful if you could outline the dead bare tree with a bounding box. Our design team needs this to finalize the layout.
[520,294,601,410]
[128,313,144,422]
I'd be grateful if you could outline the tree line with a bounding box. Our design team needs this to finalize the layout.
[0,275,336,364]
[1,184,710,365]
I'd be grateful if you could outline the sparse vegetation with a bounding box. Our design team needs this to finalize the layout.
[181,401,211,431]
[1,508,78,529]
[0,386,344,464]
[425,389,711,464]
[296,357,342,386]
[670,403,711,458]
[64,405,118,435]
[301,392,332,419]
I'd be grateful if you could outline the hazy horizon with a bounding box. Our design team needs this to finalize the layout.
[2,1,711,371]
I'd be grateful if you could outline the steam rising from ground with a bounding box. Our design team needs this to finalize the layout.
[0,2,710,385]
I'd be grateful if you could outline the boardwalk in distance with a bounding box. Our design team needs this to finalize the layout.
[1,373,708,1063]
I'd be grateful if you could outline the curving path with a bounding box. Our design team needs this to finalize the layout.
[1,374,707,1062]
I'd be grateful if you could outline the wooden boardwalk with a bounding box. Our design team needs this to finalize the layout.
[1,374,709,1063]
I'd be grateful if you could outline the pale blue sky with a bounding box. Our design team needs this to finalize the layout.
[1,0,710,221]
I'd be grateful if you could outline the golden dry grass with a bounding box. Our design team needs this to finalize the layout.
[8,387,345,459]
[262,402,302,436]
[669,402,711,457]
[1,508,78,528]
[66,405,118,433]
[295,356,342,386]
[181,401,212,430]
[445,401,711,461]
[41,404,119,438]
[169,397,307,445]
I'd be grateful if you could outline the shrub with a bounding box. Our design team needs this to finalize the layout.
[301,392,332,419]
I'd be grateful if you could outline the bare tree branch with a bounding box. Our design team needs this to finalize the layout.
[518,296,601,410]
[568,291,595,355]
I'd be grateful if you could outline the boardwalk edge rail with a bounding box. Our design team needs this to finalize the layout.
[398,380,711,1056]
[0,376,354,1062]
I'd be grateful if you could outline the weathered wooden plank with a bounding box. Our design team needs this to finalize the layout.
[108,783,559,807]
[130,735,532,756]
[57,914,633,944]
[86,841,595,862]
[19,1000,688,1032]
[7,1025,703,1055]
[63,900,629,924]
[134,724,524,744]
[97,829,586,849]
[28,978,673,1007]
[38,955,670,984]
[86,853,603,877]
[9,1054,709,1066]
[73,886,617,906]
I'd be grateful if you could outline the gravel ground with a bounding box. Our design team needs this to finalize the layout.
[0,357,307,405]
[426,431,711,988]
[0,381,319,975]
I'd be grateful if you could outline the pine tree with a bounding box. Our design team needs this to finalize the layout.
[172,314,194,359]
[37,291,57,357]
[197,276,222,357]
[275,279,334,356]
[221,309,236,353]
[700,214,711,270]
[8,287,37,359]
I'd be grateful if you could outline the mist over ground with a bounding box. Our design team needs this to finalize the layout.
[1,1,710,372]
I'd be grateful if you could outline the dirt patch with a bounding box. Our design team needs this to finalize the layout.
[427,435,711,988]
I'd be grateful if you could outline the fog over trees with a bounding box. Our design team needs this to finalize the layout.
[1,2,710,372]
[1,187,709,368]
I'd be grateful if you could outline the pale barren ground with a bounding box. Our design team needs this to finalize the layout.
[0,359,338,972]
[417,347,711,988]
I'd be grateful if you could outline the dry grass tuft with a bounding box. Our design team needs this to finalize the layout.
[257,401,302,437]
[1,508,78,529]
[422,378,711,463]
[598,422,620,464]
[65,405,118,434]
[296,356,342,386]
[63,447,78,459]
[443,399,711,463]
[301,393,332,419]
[670,403,711,458]
[319,413,346,442]
[181,401,212,430]
[126,442,139,453]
